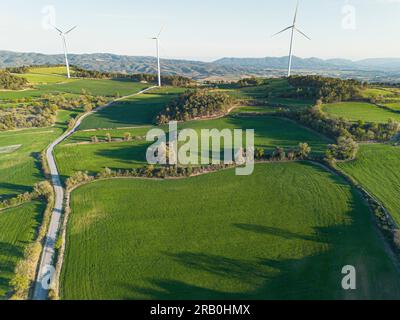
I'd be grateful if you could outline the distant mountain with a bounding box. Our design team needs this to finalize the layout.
[1,50,400,82]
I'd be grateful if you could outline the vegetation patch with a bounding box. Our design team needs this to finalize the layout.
[0,71,28,90]
[156,90,234,124]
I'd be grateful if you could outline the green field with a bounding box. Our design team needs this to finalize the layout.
[383,102,400,112]
[0,110,79,199]
[61,163,400,300]
[79,90,184,130]
[0,201,45,299]
[323,102,400,123]
[55,115,331,178]
[35,79,149,97]
[338,143,400,225]
[1,66,149,100]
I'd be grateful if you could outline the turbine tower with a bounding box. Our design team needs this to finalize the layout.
[52,25,77,79]
[272,1,310,77]
[152,27,164,87]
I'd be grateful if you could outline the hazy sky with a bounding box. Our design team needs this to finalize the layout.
[1,0,400,61]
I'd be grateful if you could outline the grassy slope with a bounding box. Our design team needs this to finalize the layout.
[338,143,400,225]
[79,90,185,130]
[55,115,331,178]
[1,69,149,100]
[323,102,400,123]
[61,163,400,300]
[0,110,79,199]
[0,201,45,299]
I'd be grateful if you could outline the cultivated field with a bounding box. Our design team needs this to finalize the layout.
[61,163,400,300]
[338,143,400,225]
[323,102,400,123]
[0,201,45,298]
[0,110,78,199]
[55,115,331,178]
[79,89,186,130]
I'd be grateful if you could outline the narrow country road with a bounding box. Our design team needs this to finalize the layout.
[32,86,156,300]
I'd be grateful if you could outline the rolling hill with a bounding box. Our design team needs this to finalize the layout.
[2,51,400,82]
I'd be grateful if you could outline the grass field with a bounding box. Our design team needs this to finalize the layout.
[382,102,400,112]
[323,102,400,123]
[0,109,79,200]
[1,66,149,100]
[338,143,400,225]
[55,115,331,178]
[0,201,45,299]
[61,162,400,300]
[79,90,183,130]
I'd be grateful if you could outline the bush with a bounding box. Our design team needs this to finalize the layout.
[326,136,359,161]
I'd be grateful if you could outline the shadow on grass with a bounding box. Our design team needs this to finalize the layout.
[119,189,400,300]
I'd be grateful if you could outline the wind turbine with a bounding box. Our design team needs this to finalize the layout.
[272,1,310,77]
[52,25,77,79]
[152,27,164,87]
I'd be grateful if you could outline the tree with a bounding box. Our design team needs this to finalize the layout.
[272,147,286,161]
[33,181,53,199]
[327,136,359,161]
[297,143,311,159]
[124,132,132,142]
[255,148,265,160]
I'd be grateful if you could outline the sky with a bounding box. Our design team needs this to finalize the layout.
[1,0,400,62]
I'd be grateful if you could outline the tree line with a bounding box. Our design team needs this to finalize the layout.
[286,75,365,103]
[156,90,233,124]
[72,66,196,87]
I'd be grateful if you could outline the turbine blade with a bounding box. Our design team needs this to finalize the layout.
[157,25,165,38]
[52,25,64,34]
[271,26,293,37]
[295,27,311,40]
[65,26,77,34]
[293,0,299,25]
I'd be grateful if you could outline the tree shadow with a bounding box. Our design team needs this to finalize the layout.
[94,143,149,165]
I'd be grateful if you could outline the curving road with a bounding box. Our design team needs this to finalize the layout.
[32,87,156,300]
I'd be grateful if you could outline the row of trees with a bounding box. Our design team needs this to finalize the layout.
[286,75,364,103]
[72,66,196,87]
[5,66,30,74]
[254,143,312,161]
[286,104,400,142]
[156,90,233,124]
[0,70,29,90]
[236,77,265,88]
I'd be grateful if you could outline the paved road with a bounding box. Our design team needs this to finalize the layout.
[32,87,156,300]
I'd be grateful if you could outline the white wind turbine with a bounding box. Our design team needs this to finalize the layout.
[152,27,164,87]
[272,1,310,77]
[52,25,77,79]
